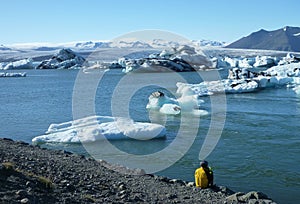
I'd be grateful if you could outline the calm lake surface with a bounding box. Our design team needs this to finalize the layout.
[0,69,299,204]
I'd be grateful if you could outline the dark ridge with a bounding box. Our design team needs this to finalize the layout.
[226,26,300,52]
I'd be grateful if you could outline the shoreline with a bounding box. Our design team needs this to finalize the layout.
[0,138,276,203]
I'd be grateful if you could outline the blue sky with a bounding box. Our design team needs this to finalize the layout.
[1,0,299,44]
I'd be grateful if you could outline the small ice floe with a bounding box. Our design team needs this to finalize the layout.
[146,90,208,116]
[0,72,26,77]
[32,116,166,144]
[293,85,300,95]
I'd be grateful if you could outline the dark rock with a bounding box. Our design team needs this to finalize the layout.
[167,193,178,199]
[158,176,170,183]
[3,138,13,141]
[226,192,245,202]
[241,191,268,201]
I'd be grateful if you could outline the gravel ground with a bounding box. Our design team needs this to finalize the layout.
[0,138,276,204]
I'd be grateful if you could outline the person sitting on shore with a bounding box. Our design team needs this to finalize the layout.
[194,160,214,188]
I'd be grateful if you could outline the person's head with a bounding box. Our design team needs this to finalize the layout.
[200,160,208,168]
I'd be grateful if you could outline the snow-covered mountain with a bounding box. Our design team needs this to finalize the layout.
[75,41,111,49]
[193,39,227,47]
[74,39,226,49]
[0,44,11,51]
[2,39,226,51]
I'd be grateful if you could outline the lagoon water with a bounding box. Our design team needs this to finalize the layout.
[0,69,299,203]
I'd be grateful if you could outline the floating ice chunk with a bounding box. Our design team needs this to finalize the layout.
[0,59,33,70]
[238,58,253,68]
[224,57,238,68]
[293,85,300,95]
[253,56,275,67]
[146,91,179,110]
[146,90,207,116]
[226,80,258,93]
[265,62,300,77]
[0,72,26,77]
[160,104,181,115]
[177,79,259,96]
[177,94,202,111]
[292,77,300,84]
[32,116,166,144]
[36,48,85,69]
[255,76,269,88]
[192,109,209,116]
[211,57,230,68]
[278,53,299,65]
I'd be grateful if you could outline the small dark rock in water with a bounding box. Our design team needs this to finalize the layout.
[0,138,276,203]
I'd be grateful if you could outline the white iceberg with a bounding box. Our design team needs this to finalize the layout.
[36,48,85,69]
[238,58,254,68]
[0,58,33,70]
[211,57,230,68]
[32,116,166,144]
[176,79,259,97]
[213,53,299,69]
[293,85,300,95]
[146,91,181,115]
[146,91,179,109]
[224,56,238,68]
[146,91,207,116]
[120,45,212,73]
[178,62,300,97]
[159,104,181,115]
[278,53,299,65]
[265,62,300,77]
[253,56,275,67]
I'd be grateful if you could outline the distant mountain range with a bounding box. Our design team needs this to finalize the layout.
[193,39,227,47]
[3,26,300,52]
[0,45,11,51]
[226,26,300,52]
[74,39,227,49]
[1,39,226,51]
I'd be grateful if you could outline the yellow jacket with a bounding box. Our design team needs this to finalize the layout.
[194,167,208,188]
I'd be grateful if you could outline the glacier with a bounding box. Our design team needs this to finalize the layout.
[32,116,166,144]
